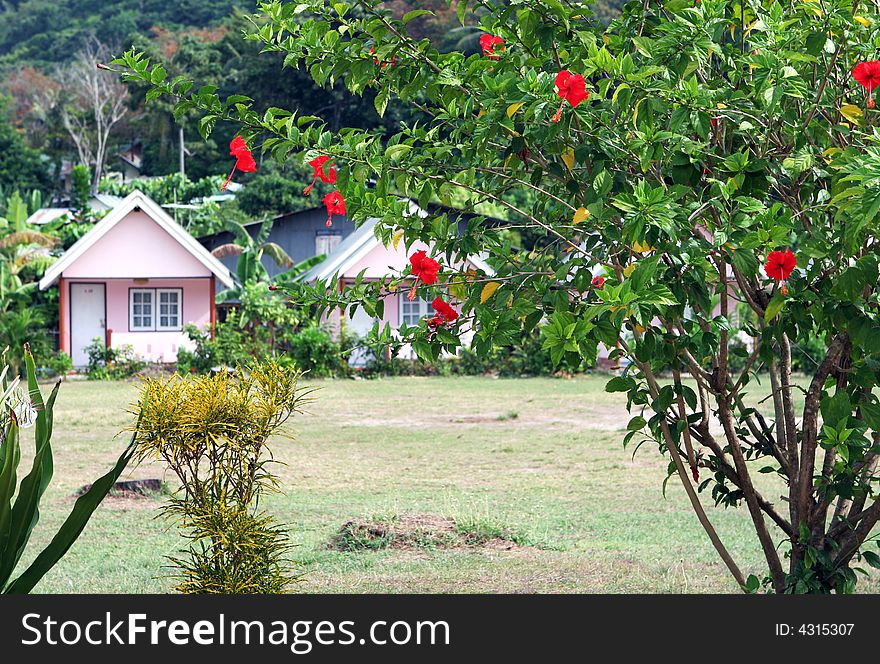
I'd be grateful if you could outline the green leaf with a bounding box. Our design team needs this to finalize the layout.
[764,291,786,322]
[862,550,880,570]
[374,87,389,118]
[652,385,676,413]
[861,401,880,430]
[821,391,852,429]
[606,376,636,393]
[403,9,432,24]
[0,351,60,585]
[457,0,469,25]
[629,256,660,292]
[745,574,760,593]
[627,415,647,431]
[5,429,140,594]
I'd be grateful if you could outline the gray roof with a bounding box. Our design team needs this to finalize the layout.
[297,214,495,283]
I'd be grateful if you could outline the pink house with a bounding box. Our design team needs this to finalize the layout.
[39,191,235,367]
[297,211,493,356]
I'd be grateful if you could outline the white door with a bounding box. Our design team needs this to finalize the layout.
[70,283,106,367]
[347,304,377,338]
[346,305,377,368]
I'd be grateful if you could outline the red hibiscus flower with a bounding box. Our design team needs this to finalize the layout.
[409,250,440,300]
[853,61,880,109]
[230,136,248,155]
[304,155,337,195]
[431,297,459,326]
[323,190,346,227]
[553,70,589,123]
[370,47,396,68]
[591,275,605,289]
[764,249,796,282]
[410,251,440,284]
[222,136,257,191]
[480,34,504,59]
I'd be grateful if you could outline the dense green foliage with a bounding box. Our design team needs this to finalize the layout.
[117,0,880,593]
[176,318,351,378]
[84,338,148,380]
[0,0,252,68]
[0,102,51,193]
[0,190,71,376]
[2,1,625,190]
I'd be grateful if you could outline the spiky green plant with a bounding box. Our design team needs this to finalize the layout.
[131,361,309,594]
[0,344,138,593]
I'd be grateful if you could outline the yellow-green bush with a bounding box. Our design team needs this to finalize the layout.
[131,361,310,594]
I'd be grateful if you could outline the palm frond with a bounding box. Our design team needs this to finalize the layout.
[211,244,244,259]
[261,242,293,269]
[0,232,57,249]
[255,218,274,245]
[274,254,325,282]
[224,220,252,246]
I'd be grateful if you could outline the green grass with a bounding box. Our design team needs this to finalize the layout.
[13,375,880,594]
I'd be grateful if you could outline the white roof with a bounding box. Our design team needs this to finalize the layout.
[39,190,235,290]
[26,208,71,226]
[91,194,124,210]
[298,203,494,283]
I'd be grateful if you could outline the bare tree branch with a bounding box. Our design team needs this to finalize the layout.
[56,38,129,192]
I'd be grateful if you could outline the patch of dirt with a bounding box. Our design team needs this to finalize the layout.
[341,409,630,432]
[331,514,531,553]
[76,478,163,500]
[96,494,162,509]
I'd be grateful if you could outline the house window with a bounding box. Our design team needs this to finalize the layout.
[130,289,154,331]
[157,289,182,330]
[400,295,432,326]
[315,232,342,256]
[130,288,182,331]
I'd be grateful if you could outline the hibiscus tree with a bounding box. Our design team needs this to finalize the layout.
[114,0,880,593]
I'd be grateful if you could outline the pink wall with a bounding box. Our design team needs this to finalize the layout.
[328,240,483,343]
[62,210,213,279]
[380,291,401,328]
[63,278,212,364]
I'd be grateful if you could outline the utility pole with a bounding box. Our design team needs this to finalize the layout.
[179,126,186,178]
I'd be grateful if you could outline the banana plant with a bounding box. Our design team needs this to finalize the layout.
[0,190,57,313]
[210,218,294,302]
[0,345,139,593]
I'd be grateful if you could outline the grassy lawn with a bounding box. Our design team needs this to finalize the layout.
[15,375,880,594]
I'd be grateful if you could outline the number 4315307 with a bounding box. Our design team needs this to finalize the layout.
[776,624,854,636]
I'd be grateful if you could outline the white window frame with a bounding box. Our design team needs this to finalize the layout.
[315,232,342,256]
[129,288,183,332]
[129,288,155,332]
[400,295,432,327]
[156,288,182,331]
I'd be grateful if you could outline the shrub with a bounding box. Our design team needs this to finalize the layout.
[175,323,249,374]
[287,324,349,378]
[85,338,147,380]
[178,321,351,378]
[38,351,72,378]
[460,327,583,377]
[131,361,309,594]
[1,345,137,593]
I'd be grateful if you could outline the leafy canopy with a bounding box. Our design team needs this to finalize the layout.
[116,0,880,593]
